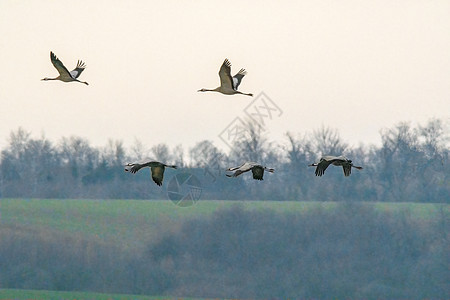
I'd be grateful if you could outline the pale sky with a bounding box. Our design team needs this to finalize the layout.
[1,1,449,153]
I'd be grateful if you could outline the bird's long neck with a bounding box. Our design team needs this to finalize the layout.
[75,79,89,85]
[237,91,253,97]
[200,88,220,93]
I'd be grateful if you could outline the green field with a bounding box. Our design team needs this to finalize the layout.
[0,199,448,299]
[0,198,446,250]
[0,288,200,300]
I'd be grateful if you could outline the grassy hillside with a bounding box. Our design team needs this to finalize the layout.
[0,288,200,300]
[0,198,446,249]
[0,199,447,299]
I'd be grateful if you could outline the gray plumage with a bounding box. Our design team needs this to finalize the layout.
[42,51,88,85]
[198,59,253,96]
[309,156,363,177]
[125,161,177,186]
[226,162,274,180]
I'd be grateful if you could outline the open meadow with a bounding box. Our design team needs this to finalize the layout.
[0,288,202,300]
[0,198,445,249]
[0,199,448,299]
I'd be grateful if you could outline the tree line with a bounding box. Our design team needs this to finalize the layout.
[0,118,448,202]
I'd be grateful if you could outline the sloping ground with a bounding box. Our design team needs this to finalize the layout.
[0,288,201,300]
[0,199,445,250]
[0,200,447,299]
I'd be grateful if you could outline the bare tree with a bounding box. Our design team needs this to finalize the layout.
[282,132,314,197]
[377,122,423,201]
[0,128,59,197]
[418,118,449,159]
[189,140,227,180]
[311,125,348,156]
[284,132,314,165]
[103,139,125,167]
[172,144,185,167]
[150,143,172,163]
[129,138,150,162]
[230,120,274,163]
[59,136,99,178]
[189,140,225,167]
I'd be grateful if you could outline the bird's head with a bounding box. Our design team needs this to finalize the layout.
[266,168,275,173]
[41,77,50,81]
[197,88,207,92]
[124,163,135,172]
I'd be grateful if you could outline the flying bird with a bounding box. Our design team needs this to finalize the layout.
[198,59,253,96]
[125,161,177,186]
[309,156,363,177]
[226,162,274,180]
[42,51,88,85]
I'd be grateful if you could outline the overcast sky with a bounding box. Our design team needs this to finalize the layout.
[1,0,449,154]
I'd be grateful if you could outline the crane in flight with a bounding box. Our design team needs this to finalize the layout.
[125,161,177,186]
[198,59,252,96]
[226,162,274,180]
[42,51,88,85]
[309,156,363,177]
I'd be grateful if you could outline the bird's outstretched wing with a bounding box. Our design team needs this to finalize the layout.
[226,169,246,178]
[232,68,247,90]
[315,159,333,176]
[125,163,145,174]
[228,162,247,172]
[151,165,165,186]
[218,59,234,90]
[251,166,264,180]
[342,165,352,176]
[50,52,71,77]
[226,162,256,178]
[70,60,86,79]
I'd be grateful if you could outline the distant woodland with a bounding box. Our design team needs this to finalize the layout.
[0,118,448,203]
